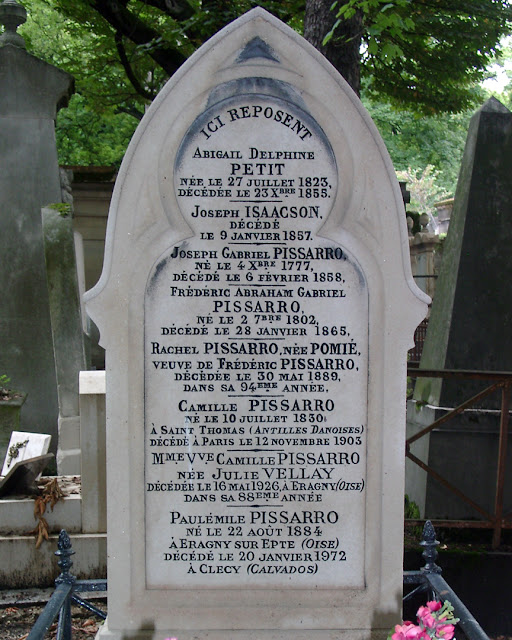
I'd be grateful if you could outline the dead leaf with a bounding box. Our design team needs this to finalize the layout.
[82,619,97,627]
[28,478,66,546]
[5,606,19,614]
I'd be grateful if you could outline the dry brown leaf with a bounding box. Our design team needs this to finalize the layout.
[44,477,66,510]
[5,606,19,614]
[33,496,45,519]
[28,478,66,546]
[82,619,97,627]
[82,621,99,635]
[26,517,50,549]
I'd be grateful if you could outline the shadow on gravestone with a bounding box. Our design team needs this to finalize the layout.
[86,9,428,640]
[0,454,54,497]
[408,98,512,520]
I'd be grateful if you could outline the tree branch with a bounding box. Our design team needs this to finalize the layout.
[91,0,187,76]
[142,0,195,20]
[114,31,156,101]
[115,103,145,120]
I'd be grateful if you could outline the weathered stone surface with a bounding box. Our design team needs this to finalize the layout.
[0,42,73,450]
[409,98,512,519]
[87,9,427,639]
[0,454,53,497]
[42,206,87,473]
[79,371,106,534]
[416,98,512,407]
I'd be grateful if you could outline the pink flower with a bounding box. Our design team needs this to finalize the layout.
[417,605,437,629]
[435,623,455,639]
[426,600,442,612]
[391,622,429,639]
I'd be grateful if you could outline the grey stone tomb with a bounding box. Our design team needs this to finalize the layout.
[0,1,74,461]
[409,98,512,520]
[42,205,88,473]
[87,9,428,639]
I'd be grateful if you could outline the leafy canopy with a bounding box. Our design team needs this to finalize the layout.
[326,0,512,113]
[12,0,512,180]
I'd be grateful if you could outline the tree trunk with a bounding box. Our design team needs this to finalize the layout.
[304,0,363,96]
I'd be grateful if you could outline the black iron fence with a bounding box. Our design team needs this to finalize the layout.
[26,524,489,639]
[406,368,512,548]
[26,531,106,640]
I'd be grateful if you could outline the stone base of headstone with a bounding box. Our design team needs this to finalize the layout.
[95,623,390,640]
[0,530,106,588]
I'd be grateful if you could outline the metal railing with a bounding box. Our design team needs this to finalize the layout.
[27,530,106,640]
[405,521,489,640]
[406,368,512,548]
[27,523,489,639]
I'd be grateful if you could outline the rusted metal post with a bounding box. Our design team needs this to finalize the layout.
[492,383,511,549]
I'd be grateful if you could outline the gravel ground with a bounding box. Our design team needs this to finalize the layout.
[1,600,105,639]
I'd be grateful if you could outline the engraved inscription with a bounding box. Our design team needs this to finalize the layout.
[145,94,368,589]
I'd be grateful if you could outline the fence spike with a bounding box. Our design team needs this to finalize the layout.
[420,520,442,574]
[55,529,76,584]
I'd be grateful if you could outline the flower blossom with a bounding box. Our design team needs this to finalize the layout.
[417,605,437,629]
[391,622,429,639]
[435,623,455,639]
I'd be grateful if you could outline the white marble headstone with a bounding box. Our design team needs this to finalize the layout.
[86,8,428,640]
[1,431,51,477]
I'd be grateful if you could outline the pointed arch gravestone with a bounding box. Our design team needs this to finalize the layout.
[86,9,428,639]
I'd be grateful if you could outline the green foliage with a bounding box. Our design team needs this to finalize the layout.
[396,166,449,218]
[12,0,512,174]
[404,494,420,519]
[364,96,473,195]
[0,375,13,400]
[489,38,512,108]
[327,0,512,114]
[0,374,11,389]
[325,0,414,56]
[56,94,138,167]
[404,495,422,538]
[48,202,72,216]
[19,0,142,165]
[17,0,303,166]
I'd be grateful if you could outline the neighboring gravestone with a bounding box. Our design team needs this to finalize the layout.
[86,9,428,639]
[1,431,51,477]
[0,1,74,458]
[0,453,54,497]
[409,98,512,519]
[42,205,88,474]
